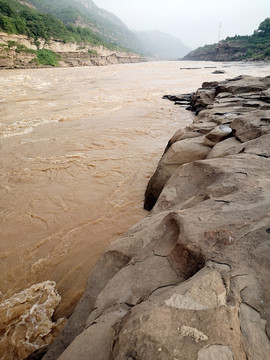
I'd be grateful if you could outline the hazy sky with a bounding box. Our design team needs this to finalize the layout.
[94,0,270,49]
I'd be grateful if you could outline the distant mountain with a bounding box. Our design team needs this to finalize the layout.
[136,30,191,59]
[184,18,270,61]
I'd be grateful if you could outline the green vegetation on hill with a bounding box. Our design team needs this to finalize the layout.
[0,0,112,46]
[226,18,270,59]
[184,18,270,61]
[35,49,61,66]
[0,0,141,52]
[27,0,142,51]
[1,39,61,66]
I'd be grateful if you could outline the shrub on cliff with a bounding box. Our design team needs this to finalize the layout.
[35,49,61,66]
[0,0,15,17]
[265,47,270,57]
[258,17,270,37]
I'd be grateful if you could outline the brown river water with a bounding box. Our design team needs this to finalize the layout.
[1,60,270,358]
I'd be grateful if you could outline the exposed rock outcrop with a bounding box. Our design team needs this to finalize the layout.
[183,40,249,61]
[145,75,270,209]
[183,35,270,62]
[0,32,145,69]
[42,75,270,360]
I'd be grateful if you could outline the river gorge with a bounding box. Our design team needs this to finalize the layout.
[1,60,270,359]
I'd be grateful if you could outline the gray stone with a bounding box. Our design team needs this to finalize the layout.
[198,345,234,360]
[239,303,270,360]
[207,137,242,159]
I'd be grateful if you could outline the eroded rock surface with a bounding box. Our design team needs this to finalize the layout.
[145,74,270,210]
[43,75,270,360]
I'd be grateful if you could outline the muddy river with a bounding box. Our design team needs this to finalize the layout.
[1,60,270,358]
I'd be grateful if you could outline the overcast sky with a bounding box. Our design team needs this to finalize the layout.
[94,0,270,49]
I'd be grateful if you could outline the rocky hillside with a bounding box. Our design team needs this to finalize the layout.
[32,74,270,359]
[184,18,270,61]
[0,31,144,69]
[0,0,146,68]
[136,30,191,59]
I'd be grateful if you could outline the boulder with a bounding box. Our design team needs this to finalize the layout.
[144,136,211,210]
[111,268,245,360]
[241,133,270,158]
[191,88,216,113]
[58,307,129,360]
[230,114,270,142]
[204,124,232,146]
[212,70,225,74]
[216,75,269,95]
[202,81,219,88]
[207,137,242,159]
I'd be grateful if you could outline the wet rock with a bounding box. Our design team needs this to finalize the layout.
[212,70,225,74]
[24,346,50,360]
[202,80,219,88]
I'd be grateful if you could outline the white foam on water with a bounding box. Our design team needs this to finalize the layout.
[0,117,60,138]
[0,281,66,360]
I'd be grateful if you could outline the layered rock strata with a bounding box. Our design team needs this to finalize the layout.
[0,32,145,69]
[42,75,270,360]
[145,75,270,209]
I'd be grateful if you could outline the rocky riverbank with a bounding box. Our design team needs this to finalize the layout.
[32,75,270,359]
[0,32,145,69]
[183,40,254,61]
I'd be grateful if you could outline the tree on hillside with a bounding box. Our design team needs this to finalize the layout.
[258,18,270,36]
[0,1,14,17]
